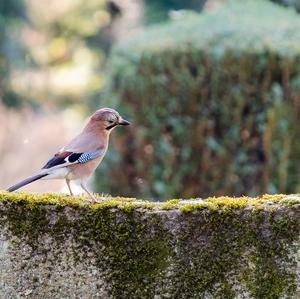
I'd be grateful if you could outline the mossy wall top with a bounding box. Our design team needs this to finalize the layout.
[0,192,299,298]
[95,0,300,199]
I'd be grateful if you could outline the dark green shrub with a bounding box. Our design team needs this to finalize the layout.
[271,0,300,12]
[0,0,27,107]
[96,0,300,200]
[142,0,207,24]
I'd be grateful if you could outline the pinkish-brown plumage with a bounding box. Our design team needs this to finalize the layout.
[6,108,130,201]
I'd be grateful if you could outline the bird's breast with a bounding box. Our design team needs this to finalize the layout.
[66,155,104,180]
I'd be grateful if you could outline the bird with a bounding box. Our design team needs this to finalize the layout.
[6,108,130,201]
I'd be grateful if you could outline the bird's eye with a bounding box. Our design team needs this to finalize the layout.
[108,120,114,123]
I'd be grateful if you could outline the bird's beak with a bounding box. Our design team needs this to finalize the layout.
[118,118,130,126]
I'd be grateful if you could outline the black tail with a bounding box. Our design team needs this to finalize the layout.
[6,174,48,192]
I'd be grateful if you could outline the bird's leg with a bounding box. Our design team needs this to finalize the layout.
[80,181,98,202]
[66,179,73,196]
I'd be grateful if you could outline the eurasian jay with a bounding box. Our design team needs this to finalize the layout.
[6,108,130,201]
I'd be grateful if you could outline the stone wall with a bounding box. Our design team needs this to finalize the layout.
[0,192,299,298]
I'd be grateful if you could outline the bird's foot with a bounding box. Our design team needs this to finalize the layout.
[87,198,106,204]
[86,193,106,204]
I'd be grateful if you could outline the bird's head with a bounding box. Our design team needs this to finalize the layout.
[90,108,130,131]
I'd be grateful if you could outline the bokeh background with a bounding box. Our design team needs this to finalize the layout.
[1,0,300,200]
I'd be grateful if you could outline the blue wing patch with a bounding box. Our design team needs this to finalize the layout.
[42,148,103,169]
[78,149,102,164]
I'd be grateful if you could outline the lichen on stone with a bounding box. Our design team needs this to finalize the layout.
[0,191,299,298]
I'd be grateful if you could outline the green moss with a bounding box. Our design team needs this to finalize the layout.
[1,202,48,247]
[161,199,180,210]
[173,208,299,298]
[0,191,156,210]
[180,201,218,213]
[280,199,300,206]
[241,212,298,298]
[0,191,299,298]
[0,192,297,211]
[75,208,172,298]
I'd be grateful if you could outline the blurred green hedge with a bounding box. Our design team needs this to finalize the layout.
[96,0,300,200]
[271,0,300,11]
[143,0,206,24]
[0,0,27,107]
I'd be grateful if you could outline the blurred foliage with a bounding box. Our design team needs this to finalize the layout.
[95,0,300,199]
[0,0,116,109]
[271,0,300,11]
[0,0,28,107]
[0,0,210,110]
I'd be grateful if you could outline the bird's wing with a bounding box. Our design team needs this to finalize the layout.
[42,148,104,170]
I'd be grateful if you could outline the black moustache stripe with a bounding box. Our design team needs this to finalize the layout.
[106,123,118,130]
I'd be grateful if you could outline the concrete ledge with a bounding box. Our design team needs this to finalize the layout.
[0,192,299,298]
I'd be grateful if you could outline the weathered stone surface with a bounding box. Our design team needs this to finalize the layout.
[0,192,299,298]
